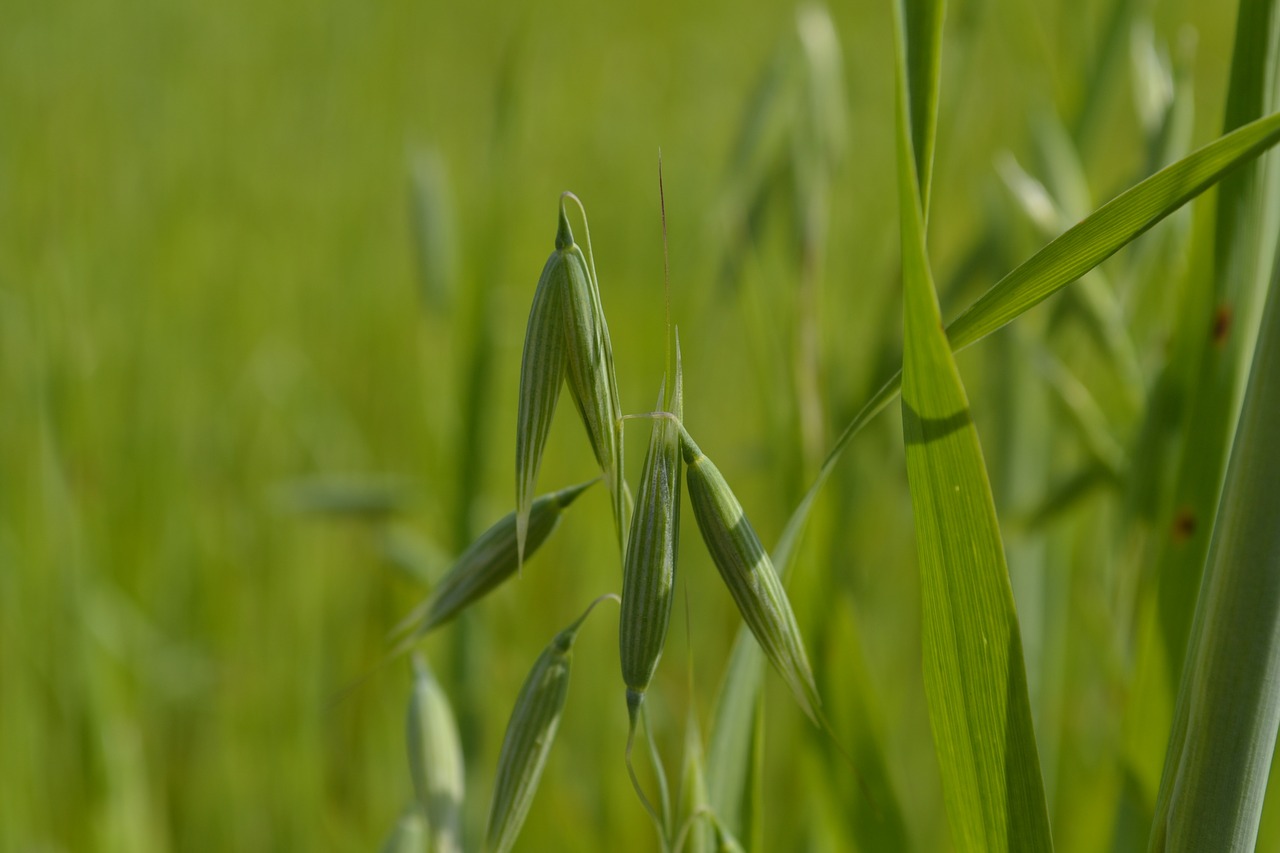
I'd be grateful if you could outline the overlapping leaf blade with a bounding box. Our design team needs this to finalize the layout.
[774,107,1280,581]
[893,0,1052,849]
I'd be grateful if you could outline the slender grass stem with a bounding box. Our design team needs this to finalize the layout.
[626,714,669,852]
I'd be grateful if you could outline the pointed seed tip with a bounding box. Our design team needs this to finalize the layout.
[555,203,574,251]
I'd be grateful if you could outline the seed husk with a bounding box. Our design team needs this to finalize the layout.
[556,197,629,555]
[486,595,616,853]
[406,654,464,853]
[397,479,596,641]
[516,197,628,562]
[619,343,684,721]
[515,234,571,569]
[681,431,822,723]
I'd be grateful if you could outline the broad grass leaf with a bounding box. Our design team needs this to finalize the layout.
[893,0,1052,848]
[1148,247,1280,852]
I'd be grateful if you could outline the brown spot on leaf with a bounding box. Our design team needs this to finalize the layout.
[1172,507,1196,543]
[1212,304,1233,347]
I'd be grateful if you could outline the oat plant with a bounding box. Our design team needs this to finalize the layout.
[379,0,1280,850]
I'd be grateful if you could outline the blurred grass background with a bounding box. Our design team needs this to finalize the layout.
[1,0,1275,850]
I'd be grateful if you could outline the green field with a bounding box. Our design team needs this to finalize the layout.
[3,0,1279,850]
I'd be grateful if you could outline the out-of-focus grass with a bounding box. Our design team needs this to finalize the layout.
[0,0,1268,850]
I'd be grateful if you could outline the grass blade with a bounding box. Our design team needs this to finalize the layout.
[945,109,1280,353]
[1148,250,1280,852]
[893,1,1052,848]
[901,0,945,213]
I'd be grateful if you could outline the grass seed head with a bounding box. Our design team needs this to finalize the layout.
[619,342,684,721]
[681,432,821,723]
[399,480,596,640]
[486,595,615,853]
[406,654,465,853]
[515,216,574,569]
[557,195,629,555]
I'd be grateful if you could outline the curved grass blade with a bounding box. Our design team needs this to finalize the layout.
[515,225,571,569]
[559,196,629,556]
[681,431,821,723]
[620,342,684,721]
[1148,247,1280,852]
[773,107,1280,580]
[893,0,1051,848]
[406,654,465,853]
[396,479,596,640]
[945,108,1280,352]
[486,594,616,853]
